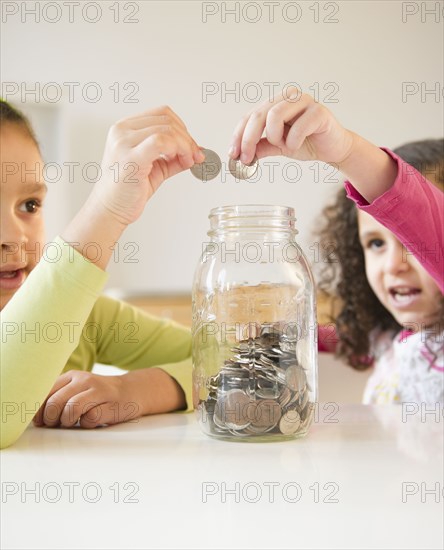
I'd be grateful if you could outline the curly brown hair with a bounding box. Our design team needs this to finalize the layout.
[315,139,444,370]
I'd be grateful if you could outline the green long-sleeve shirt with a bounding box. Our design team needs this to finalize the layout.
[0,237,192,449]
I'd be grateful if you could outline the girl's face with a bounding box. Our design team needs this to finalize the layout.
[0,125,47,310]
[358,209,442,329]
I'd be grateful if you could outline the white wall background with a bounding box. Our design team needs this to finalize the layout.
[2,0,443,295]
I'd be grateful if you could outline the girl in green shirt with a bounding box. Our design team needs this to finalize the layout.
[1,101,204,448]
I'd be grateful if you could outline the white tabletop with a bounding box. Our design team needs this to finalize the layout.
[1,404,443,550]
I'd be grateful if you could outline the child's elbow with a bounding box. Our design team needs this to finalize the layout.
[0,421,26,450]
[0,433,18,450]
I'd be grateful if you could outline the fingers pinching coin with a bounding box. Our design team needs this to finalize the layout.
[190,148,259,181]
[228,155,259,180]
[190,148,222,181]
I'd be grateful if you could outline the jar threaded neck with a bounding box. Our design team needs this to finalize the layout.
[208,204,298,237]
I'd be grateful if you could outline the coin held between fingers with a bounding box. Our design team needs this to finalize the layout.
[228,155,259,180]
[190,148,221,181]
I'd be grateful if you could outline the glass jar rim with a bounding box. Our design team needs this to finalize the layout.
[208,204,298,236]
[209,204,296,219]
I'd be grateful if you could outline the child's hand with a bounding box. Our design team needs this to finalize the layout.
[92,105,205,227]
[33,370,141,428]
[229,87,398,202]
[229,88,354,166]
[62,106,205,269]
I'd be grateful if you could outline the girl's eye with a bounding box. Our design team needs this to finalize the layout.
[367,238,385,250]
[19,199,42,214]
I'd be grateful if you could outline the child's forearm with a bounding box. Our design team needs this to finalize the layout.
[61,106,204,272]
[331,132,399,204]
[61,193,127,271]
[122,368,187,416]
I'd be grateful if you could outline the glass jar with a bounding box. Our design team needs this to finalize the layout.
[192,205,318,441]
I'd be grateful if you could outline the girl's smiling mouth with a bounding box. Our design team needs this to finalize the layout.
[388,285,421,307]
[0,268,26,290]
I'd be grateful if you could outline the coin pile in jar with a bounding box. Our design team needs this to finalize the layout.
[200,323,315,438]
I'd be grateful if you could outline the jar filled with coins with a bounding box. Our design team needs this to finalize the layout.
[192,205,318,441]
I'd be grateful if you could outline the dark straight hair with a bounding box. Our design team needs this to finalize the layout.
[0,100,40,152]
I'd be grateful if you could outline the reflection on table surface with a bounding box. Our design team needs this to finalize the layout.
[2,404,443,550]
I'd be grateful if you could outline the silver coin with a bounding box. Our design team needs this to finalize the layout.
[215,389,252,430]
[279,409,301,435]
[296,339,310,368]
[299,388,309,410]
[190,148,221,181]
[269,347,284,357]
[280,340,296,353]
[248,399,282,429]
[288,391,300,408]
[201,400,228,434]
[228,155,259,180]
[202,319,315,438]
[256,386,279,400]
[285,365,306,392]
[243,424,271,435]
[299,402,316,431]
[278,386,292,408]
